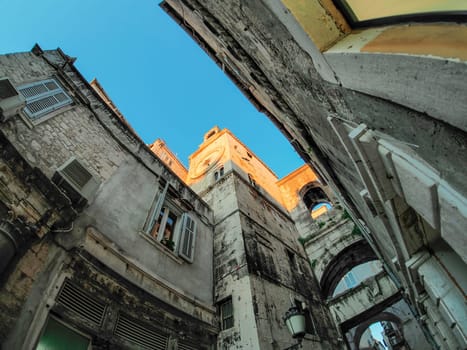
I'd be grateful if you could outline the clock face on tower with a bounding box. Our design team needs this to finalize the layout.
[191,146,224,179]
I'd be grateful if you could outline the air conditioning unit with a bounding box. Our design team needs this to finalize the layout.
[52,157,101,210]
[0,78,26,121]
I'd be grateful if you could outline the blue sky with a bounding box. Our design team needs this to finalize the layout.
[0,0,303,178]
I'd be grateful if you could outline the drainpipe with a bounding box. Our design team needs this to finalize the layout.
[0,220,24,276]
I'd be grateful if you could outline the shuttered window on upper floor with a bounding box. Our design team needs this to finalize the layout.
[18,78,72,120]
[179,213,197,263]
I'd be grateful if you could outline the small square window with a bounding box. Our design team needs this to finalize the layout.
[220,298,234,330]
[214,167,224,182]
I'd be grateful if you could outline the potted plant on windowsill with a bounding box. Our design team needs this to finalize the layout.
[161,238,175,251]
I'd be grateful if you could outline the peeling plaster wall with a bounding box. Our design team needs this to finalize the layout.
[199,168,341,349]
[70,157,214,306]
[202,174,260,349]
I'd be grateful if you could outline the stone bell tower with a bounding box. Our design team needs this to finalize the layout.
[187,126,340,349]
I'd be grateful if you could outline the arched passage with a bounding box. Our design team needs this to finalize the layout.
[353,312,403,350]
[320,240,378,299]
[299,182,331,218]
[300,182,329,211]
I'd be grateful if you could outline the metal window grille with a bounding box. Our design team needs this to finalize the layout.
[56,279,107,327]
[59,158,93,190]
[179,340,199,350]
[114,312,168,350]
[18,78,72,120]
[220,298,234,330]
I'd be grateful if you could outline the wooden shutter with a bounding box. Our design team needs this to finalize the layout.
[18,78,72,120]
[145,181,168,235]
[178,213,196,262]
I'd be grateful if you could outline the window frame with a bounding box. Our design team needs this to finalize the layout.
[214,166,224,181]
[145,182,197,262]
[150,200,182,245]
[219,297,234,331]
[35,314,92,350]
[18,78,73,122]
[286,249,303,275]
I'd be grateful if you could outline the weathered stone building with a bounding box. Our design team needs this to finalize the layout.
[185,127,339,349]
[0,45,343,349]
[0,46,217,349]
[1,3,466,348]
[160,1,467,349]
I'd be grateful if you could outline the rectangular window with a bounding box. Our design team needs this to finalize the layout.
[286,250,303,275]
[220,298,234,330]
[344,272,357,288]
[214,166,224,181]
[36,316,91,350]
[146,182,197,261]
[18,78,72,120]
[150,206,178,242]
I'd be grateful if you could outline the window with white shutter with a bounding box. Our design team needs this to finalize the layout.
[145,184,198,261]
[178,213,197,263]
[18,78,72,120]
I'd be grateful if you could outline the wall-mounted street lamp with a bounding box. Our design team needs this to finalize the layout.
[283,305,306,349]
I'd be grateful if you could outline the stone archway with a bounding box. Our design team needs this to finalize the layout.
[320,239,378,299]
[299,182,329,213]
[353,312,403,350]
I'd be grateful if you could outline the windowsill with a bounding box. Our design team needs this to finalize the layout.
[138,231,185,265]
[219,326,236,334]
[304,333,320,342]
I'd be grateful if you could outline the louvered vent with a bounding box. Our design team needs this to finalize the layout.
[60,159,93,189]
[19,84,48,98]
[53,157,101,209]
[114,313,168,350]
[56,279,107,327]
[26,96,60,115]
[179,340,198,350]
